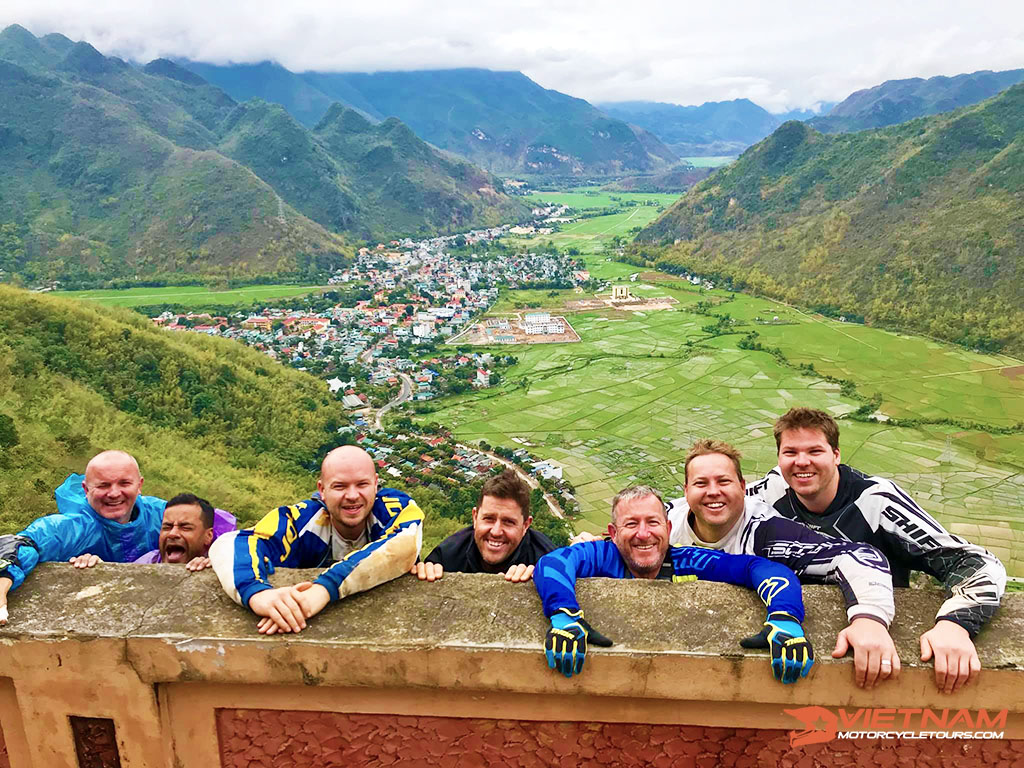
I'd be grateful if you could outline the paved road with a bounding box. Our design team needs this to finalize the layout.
[460,444,565,520]
[375,373,413,429]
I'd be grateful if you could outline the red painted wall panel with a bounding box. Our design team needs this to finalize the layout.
[216,709,1024,768]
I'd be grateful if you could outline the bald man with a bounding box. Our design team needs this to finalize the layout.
[209,446,423,635]
[0,450,166,624]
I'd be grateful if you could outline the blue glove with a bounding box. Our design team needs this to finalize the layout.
[544,607,614,678]
[740,611,814,684]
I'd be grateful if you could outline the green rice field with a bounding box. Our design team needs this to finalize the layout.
[427,273,1024,576]
[510,190,683,254]
[55,284,325,308]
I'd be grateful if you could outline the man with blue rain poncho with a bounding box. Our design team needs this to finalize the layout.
[533,485,814,683]
[0,450,165,624]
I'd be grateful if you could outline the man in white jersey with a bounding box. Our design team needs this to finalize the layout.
[747,407,1006,694]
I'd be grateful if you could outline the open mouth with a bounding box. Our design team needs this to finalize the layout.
[163,544,187,563]
[483,538,508,551]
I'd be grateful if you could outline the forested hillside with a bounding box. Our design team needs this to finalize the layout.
[0,25,528,287]
[636,85,1024,354]
[0,286,463,551]
[0,26,351,286]
[0,285,339,532]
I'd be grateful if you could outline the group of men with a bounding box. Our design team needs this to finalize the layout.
[0,408,1006,694]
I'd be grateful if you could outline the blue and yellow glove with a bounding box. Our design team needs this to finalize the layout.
[740,611,814,684]
[545,607,614,678]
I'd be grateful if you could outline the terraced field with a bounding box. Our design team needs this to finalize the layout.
[431,274,1024,576]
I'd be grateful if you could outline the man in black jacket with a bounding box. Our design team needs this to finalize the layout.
[412,469,555,582]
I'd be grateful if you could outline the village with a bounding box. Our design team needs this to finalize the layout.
[145,214,591,525]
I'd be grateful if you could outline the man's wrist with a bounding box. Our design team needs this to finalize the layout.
[240,582,273,609]
[312,576,340,603]
[849,613,888,627]
[934,616,974,637]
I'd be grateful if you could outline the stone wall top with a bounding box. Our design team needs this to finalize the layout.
[2,564,1022,714]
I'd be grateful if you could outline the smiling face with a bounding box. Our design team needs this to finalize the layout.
[472,495,531,567]
[82,451,143,524]
[317,446,379,540]
[159,502,213,563]
[777,426,842,513]
[608,493,670,579]
[685,452,746,542]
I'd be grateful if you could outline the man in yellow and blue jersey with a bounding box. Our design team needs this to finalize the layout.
[210,445,422,634]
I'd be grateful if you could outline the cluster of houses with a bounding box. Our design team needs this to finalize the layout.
[339,429,500,485]
[151,221,583,407]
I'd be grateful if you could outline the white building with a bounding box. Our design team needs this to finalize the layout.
[524,319,565,335]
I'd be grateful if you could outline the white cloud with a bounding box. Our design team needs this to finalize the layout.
[2,0,1023,111]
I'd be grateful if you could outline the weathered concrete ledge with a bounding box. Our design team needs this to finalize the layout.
[0,564,1022,766]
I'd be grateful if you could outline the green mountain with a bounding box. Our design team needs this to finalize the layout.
[0,26,528,286]
[0,26,349,286]
[182,63,678,175]
[218,100,528,240]
[636,85,1024,354]
[810,69,1024,134]
[596,98,782,157]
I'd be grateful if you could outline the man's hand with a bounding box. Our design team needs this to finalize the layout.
[504,564,534,582]
[0,576,11,625]
[832,617,900,689]
[292,581,330,618]
[544,607,614,678]
[410,562,444,582]
[69,554,102,569]
[920,619,980,694]
[249,586,307,635]
[741,612,814,684]
[569,531,601,545]
[255,582,331,635]
[186,556,211,572]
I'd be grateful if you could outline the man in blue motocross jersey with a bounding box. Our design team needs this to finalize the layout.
[534,485,814,683]
[209,445,423,635]
[0,450,166,624]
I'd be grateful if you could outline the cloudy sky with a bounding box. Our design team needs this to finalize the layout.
[3,0,1023,113]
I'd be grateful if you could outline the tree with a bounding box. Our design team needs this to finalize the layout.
[0,414,18,450]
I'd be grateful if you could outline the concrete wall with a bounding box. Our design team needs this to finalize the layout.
[0,564,1022,767]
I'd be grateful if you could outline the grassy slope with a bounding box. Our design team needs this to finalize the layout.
[0,287,456,552]
[0,286,335,530]
[637,85,1024,354]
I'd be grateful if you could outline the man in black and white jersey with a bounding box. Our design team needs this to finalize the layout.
[667,439,899,689]
[746,407,1007,694]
